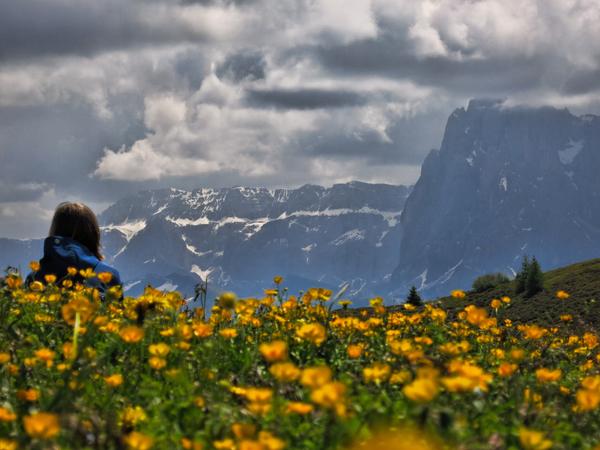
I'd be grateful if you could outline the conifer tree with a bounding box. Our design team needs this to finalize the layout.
[525,256,544,297]
[406,285,423,306]
[515,255,530,294]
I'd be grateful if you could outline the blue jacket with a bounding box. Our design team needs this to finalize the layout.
[26,236,121,292]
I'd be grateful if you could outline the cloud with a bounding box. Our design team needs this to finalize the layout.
[0,0,250,61]
[3,0,600,238]
[0,182,49,203]
[245,88,368,110]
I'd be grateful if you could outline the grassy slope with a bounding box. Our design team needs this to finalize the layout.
[429,258,600,330]
[343,258,600,330]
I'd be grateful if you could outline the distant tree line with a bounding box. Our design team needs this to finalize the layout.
[470,255,544,297]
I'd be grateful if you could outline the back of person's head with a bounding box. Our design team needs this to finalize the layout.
[49,202,102,260]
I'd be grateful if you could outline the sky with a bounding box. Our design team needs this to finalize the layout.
[1,0,600,238]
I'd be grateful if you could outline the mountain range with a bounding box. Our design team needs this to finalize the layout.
[2,99,599,305]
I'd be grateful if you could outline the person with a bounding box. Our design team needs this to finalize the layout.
[26,202,121,293]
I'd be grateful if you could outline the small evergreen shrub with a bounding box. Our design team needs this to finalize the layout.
[472,273,510,292]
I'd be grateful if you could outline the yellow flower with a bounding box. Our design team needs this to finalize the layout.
[490,299,502,310]
[219,328,238,339]
[61,296,96,325]
[17,388,39,401]
[97,272,113,284]
[519,428,552,450]
[576,388,600,412]
[269,362,301,382]
[35,347,56,362]
[23,412,60,439]
[258,431,286,450]
[273,275,283,284]
[181,438,204,450]
[148,343,170,357]
[363,363,391,384]
[120,326,145,343]
[44,274,57,284]
[104,374,124,387]
[338,300,352,309]
[29,261,40,272]
[192,322,213,338]
[67,267,78,276]
[218,291,237,309]
[501,296,511,303]
[213,439,236,450]
[0,407,16,422]
[285,401,314,415]
[464,305,495,329]
[497,362,518,377]
[445,360,493,392]
[0,353,10,364]
[5,276,23,290]
[556,290,570,300]
[345,425,446,450]
[149,357,167,370]
[310,382,347,412]
[370,297,384,307]
[232,423,257,439]
[124,431,154,450]
[243,387,273,404]
[79,267,96,278]
[403,378,439,403]
[0,439,18,450]
[259,340,288,362]
[120,406,147,426]
[296,323,327,346]
[247,402,272,416]
[30,281,44,291]
[536,368,562,383]
[519,324,548,340]
[389,370,412,385]
[450,289,466,299]
[305,288,332,302]
[347,344,364,359]
[300,366,332,388]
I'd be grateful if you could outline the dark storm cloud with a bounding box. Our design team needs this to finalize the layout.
[0,0,216,61]
[562,68,600,96]
[308,34,545,95]
[245,88,368,110]
[216,51,266,83]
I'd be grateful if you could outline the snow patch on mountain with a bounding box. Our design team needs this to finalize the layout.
[558,139,584,165]
[499,176,508,191]
[166,216,210,226]
[156,282,178,291]
[102,220,146,241]
[331,229,365,246]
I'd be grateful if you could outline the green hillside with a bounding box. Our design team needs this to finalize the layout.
[432,258,600,330]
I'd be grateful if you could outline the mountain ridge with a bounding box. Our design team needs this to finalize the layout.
[392,99,600,297]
